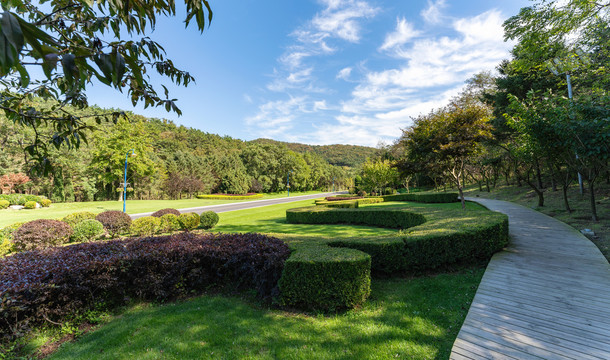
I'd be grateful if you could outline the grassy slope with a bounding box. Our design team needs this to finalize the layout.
[464,182,610,261]
[0,191,324,228]
[37,200,490,360]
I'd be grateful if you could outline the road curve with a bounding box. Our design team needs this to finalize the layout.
[130,192,344,219]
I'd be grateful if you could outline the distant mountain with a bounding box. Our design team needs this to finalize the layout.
[251,139,379,168]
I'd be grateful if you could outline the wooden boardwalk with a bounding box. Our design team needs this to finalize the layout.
[450,198,610,360]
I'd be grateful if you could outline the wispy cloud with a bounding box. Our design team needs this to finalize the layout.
[336,67,353,80]
[421,0,448,24]
[379,17,420,51]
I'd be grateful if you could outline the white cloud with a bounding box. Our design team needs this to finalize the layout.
[336,67,352,80]
[312,0,379,42]
[379,17,420,51]
[421,0,447,24]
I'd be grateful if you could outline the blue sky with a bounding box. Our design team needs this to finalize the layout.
[88,0,531,146]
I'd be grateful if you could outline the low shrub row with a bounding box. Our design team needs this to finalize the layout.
[196,193,263,200]
[0,194,49,206]
[0,232,291,342]
[286,206,427,229]
[314,197,383,207]
[324,196,363,201]
[382,192,459,203]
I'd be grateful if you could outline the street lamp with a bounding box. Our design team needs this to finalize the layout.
[123,149,136,213]
[287,170,293,197]
[547,53,588,195]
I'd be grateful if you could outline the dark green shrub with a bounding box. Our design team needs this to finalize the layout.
[0,200,9,209]
[24,201,36,209]
[326,200,359,208]
[357,190,367,197]
[12,219,73,251]
[286,206,426,229]
[151,208,181,217]
[382,192,459,203]
[279,246,371,311]
[71,219,105,242]
[95,211,132,237]
[131,216,162,236]
[40,198,52,207]
[382,187,395,195]
[160,214,181,233]
[196,193,263,200]
[62,211,97,227]
[199,211,219,230]
[178,212,200,230]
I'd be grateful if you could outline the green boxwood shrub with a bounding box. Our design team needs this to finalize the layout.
[178,212,200,231]
[12,219,73,251]
[24,201,37,209]
[196,193,263,200]
[63,211,97,227]
[71,219,105,242]
[0,194,42,206]
[0,200,9,209]
[199,211,219,230]
[151,208,181,217]
[160,214,181,233]
[95,211,132,237]
[286,207,426,229]
[40,198,52,207]
[279,246,371,311]
[326,200,359,208]
[382,192,459,203]
[131,216,162,236]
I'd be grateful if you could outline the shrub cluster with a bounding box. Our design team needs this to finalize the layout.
[178,212,200,230]
[160,214,181,233]
[199,211,219,230]
[24,201,37,209]
[62,211,97,227]
[12,219,73,252]
[131,216,162,236]
[151,208,181,217]
[325,196,363,201]
[95,211,132,237]
[382,192,459,203]
[40,198,52,207]
[196,194,263,200]
[0,200,9,209]
[279,246,371,311]
[0,194,44,206]
[0,232,290,341]
[286,207,426,229]
[71,219,105,242]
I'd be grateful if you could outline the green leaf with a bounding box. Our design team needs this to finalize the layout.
[1,11,24,53]
[15,62,29,87]
[61,53,76,82]
[113,51,126,86]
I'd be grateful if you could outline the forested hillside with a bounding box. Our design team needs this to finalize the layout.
[0,101,352,202]
[252,139,378,168]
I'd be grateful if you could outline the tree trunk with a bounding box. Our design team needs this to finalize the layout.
[562,183,571,213]
[477,179,482,192]
[485,176,491,192]
[548,163,557,192]
[589,180,598,221]
[535,159,544,189]
[524,174,544,207]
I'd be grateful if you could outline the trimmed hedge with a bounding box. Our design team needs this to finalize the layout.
[178,212,200,230]
[199,211,219,230]
[382,192,459,203]
[286,207,426,229]
[196,193,263,200]
[315,197,383,207]
[279,245,371,311]
[131,216,161,236]
[24,201,36,209]
[71,219,105,242]
[160,214,181,233]
[40,198,52,207]
[62,211,97,227]
[0,232,290,342]
[12,219,73,252]
[151,208,181,217]
[325,196,363,201]
[0,200,9,209]
[96,210,132,237]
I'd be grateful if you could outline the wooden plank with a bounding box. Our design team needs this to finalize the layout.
[452,338,518,360]
[458,327,557,360]
[485,266,610,293]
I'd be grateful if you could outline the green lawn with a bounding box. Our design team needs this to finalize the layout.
[0,191,326,228]
[46,270,483,360]
[22,199,489,359]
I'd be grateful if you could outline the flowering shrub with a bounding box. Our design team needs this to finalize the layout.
[160,214,181,233]
[63,211,97,227]
[71,219,105,242]
[95,210,132,237]
[131,216,161,236]
[178,212,200,231]
[199,211,219,230]
[151,208,181,217]
[12,219,73,251]
[0,232,290,342]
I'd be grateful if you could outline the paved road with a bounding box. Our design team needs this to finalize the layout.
[130,192,343,219]
[451,198,610,360]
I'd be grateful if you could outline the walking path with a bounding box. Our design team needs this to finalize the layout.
[451,198,610,360]
[130,192,341,219]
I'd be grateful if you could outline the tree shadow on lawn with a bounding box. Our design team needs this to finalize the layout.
[47,270,483,360]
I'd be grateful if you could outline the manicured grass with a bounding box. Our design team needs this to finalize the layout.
[464,182,610,261]
[0,191,327,228]
[46,269,484,360]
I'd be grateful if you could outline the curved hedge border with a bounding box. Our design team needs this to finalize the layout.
[280,202,508,310]
[382,192,459,203]
[196,194,263,200]
[314,197,384,207]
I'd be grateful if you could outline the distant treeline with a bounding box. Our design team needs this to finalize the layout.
[0,101,359,202]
